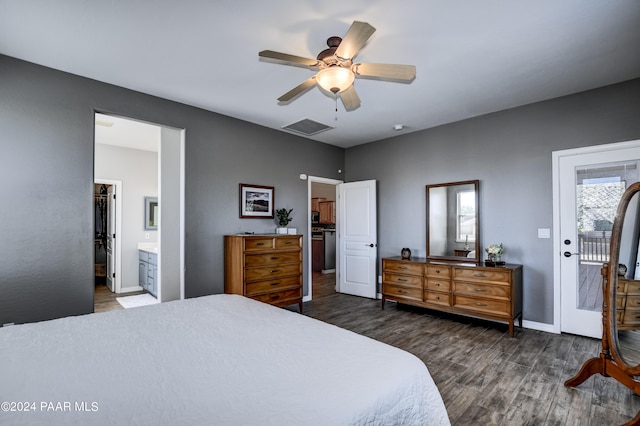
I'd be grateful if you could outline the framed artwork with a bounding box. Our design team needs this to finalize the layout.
[239,184,274,218]
[144,196,158,230]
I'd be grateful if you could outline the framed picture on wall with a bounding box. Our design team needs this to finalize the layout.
[145,196,158,230]
[239,184,274,218]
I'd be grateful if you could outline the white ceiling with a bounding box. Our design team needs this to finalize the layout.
[2,1,639,149]
[95,113,160,152]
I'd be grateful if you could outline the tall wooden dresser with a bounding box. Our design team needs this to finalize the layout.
[616,278,640,330]
[224,234,303,312]
[382,256,523,336]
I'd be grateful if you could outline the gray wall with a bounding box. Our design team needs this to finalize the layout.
[345,78,640,324]
[0,55,343,325]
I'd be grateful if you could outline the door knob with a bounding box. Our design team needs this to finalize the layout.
[367,243,377,247]
[563,251,579,257]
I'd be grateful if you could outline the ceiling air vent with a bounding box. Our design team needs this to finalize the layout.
[282,119,333,136]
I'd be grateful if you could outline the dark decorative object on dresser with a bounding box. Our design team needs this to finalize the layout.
[401,247,412,259]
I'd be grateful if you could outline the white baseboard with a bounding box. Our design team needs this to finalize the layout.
[117,286,144,294]
[522,319,558,334]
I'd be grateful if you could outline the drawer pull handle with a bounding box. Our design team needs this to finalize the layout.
[435,282,440,286]
[399,266,408,269]
[474,273,487,278]
[474,288,486,292]
[270,282,280,286]
[270,256,280,260]
[284,242,293,245]
[435,270,441,274]
[397,278,407,282]
[435,296,440,300]
[270,269,280,273]
[270,295,280,300]
[398,289,405,294]
[475,302,488,307]
[256,242,265,246]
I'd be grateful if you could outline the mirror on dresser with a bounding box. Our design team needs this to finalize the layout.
[565,182,640,424]
[426,180,480,263]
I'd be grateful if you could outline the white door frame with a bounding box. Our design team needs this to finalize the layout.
[305,176,343,302]
[552,139,640,334]
[95,178,122,294]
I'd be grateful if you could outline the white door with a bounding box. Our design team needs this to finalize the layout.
[558,142,640,337]
[106,185,116,293]
[337,180,377,298]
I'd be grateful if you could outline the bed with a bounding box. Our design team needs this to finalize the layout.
[0,294,450,425]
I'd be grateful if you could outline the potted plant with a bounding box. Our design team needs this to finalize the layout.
[275,208,293,234]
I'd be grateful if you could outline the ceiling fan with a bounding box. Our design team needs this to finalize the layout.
[259,21,416,111]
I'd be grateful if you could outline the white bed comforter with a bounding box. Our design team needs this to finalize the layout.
[0,294,450,425]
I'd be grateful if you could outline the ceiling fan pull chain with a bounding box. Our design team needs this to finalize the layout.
[335,94,338,121]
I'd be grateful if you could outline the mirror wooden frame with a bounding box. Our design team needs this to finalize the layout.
[426,180,480,263]
[565,181,640,425]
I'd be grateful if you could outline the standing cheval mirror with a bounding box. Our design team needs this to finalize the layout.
[565,181,640,425]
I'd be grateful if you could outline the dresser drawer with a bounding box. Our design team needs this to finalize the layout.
[383,272,422,288]
[244,237,274,251]
[245,276,301,296]
[250,288,302,305]
[426,265,451,278]
[622,309,640,325]
[616,294,626,309]
[454,281,510,300]
[616,309,625,324]
[274,236,301,249]
[424,291,451,306]
[626,295,640,309]
[627,282,640,295]
[245,251,300,267]
[382,283,422,302]
[425,278,450,292]
[245,263,301,281]
[454,295,510,317]
[454,267,510,283]
[384,260,423,276]
[617,281,627,294]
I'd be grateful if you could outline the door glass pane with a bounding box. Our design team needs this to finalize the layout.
[575,161,638,310]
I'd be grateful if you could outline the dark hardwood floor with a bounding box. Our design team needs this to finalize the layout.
[95,273,640,425]
[304,272,640,426]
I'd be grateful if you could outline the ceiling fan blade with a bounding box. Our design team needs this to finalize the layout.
[277,76,317,103]
[259,50,319,69]
[335,21,376,60]
[353,63,416,82]
[339,85,361,111]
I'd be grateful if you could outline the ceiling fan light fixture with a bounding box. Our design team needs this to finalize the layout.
[316,66,355,94]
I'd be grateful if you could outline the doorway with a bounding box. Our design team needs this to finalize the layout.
[553,139,640,337]
[94,112,185,306]
[307,177,341,302]
[93,180,122,293]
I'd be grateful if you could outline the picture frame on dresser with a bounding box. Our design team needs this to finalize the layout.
[239,183,274,218]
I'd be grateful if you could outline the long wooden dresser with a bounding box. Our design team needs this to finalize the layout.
[616,278,640,330]
[224,234,303,312]
[382,256,523,336]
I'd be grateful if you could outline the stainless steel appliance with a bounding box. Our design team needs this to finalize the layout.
[323,228,336,272]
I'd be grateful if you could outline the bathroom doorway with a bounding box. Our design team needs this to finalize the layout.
[94,112,185,306]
